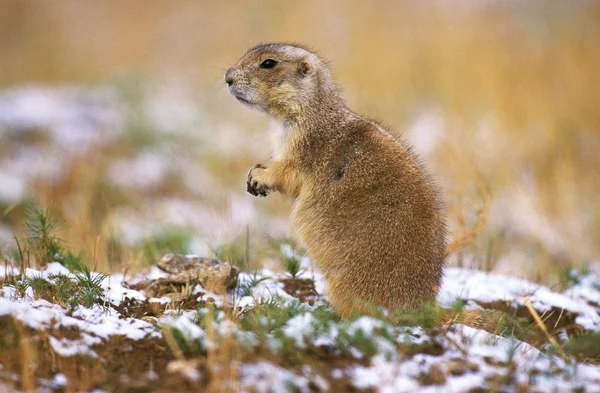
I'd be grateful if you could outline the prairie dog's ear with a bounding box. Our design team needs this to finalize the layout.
[298,61,311,76]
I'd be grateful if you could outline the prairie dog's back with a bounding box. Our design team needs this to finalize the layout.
[291,119,446,316]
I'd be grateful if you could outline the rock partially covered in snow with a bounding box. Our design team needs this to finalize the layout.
[157,253,239,292]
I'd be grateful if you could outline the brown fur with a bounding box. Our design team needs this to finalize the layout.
[225,43,447,318]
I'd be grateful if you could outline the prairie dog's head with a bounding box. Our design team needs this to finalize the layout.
[225,43,338,119]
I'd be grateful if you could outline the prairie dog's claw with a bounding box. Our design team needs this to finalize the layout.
[247,164,271,197]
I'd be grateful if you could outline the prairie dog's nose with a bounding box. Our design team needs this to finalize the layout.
[225,68,234,86]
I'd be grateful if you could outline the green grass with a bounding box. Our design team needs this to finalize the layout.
[73,266,108,307]
[561,333,600,364]
[138,226,194,265]
[24,206,63,267]
[5,267,108,309]
[282,254,302,279]
[212,232,252,270]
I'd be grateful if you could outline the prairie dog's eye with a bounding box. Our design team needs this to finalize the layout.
[260,59,278,69]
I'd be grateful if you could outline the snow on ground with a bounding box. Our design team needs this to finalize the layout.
[1,260,600,391]
[440,267,600,331]
[0,262,160,357]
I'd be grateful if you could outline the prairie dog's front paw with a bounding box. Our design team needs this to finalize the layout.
[247,164,272,197]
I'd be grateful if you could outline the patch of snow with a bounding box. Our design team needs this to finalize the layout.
[0,262,19,278]
[149,296,172,304]
[283,313,314,348]
[239,361,311,393]
[565,272,600,308]
[49,336,98,357]
[350,325,600,392]
[440,267,600,331]
[52,373,67,387]
[101,273,146,305]
[348,316,383,336]
[163,314,205,341]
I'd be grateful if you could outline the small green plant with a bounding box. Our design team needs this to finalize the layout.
[79,286,101,308]
[558,265,591,290]
[272,239,306,278]
[25,206,63,267]
[73,266,107,307]
[74,266,106,291]
[49,273,78,305]
[337,325,379,359]
[562,332,600,363]
[19,205,90,272]
[239,297,307,335]
[282,254,302,278]
[6,278,30,299]
[310,305,341,328]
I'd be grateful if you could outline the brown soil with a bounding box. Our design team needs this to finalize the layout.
[280,277,319,304]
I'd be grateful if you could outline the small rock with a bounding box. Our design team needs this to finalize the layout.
[157,253,239,292]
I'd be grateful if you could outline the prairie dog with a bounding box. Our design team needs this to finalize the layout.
[225,43,447,317]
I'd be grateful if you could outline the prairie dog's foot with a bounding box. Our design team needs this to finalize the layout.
[247,164,272,197]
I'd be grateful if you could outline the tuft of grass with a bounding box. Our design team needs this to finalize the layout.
[282,254,302,279]
[391,303,443,330]
[561,332,600,364]
[26,275,53,300]
[213,232,252,270]
[558,265,591,290]
[5,278,30,299]
[239,297,307,337]
[25,206,62,267]
[18,205,92,273]
[73,265,107,307]
[336,325,379,359]
[49,273,78,306]
[139,227,194,265]
[269,238,307,278]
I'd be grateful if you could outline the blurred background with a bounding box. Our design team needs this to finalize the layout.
[1,0,599,285]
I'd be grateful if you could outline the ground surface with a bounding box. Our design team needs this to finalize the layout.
[1,255,599,393]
